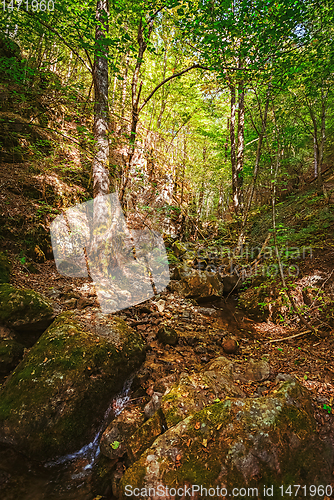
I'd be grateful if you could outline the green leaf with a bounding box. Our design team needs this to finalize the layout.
[110,440,120,449]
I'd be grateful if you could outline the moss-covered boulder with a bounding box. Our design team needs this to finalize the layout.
[161,358,245,428]
[238,281,286,321]
[177,268,223,299]
[0,313,146,461]
[0,253,11,284]
[0,284,54,335]
[119,378,333,499]
[0,339,24,375]
[127,410,164,463]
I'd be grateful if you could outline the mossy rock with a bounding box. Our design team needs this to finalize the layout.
[119,379,333,499]
[100,405,146,460]
[127,410,164,463]
[238,281,286,322]
[0,253,11,284]
[0,284,54,334]
[0,339,24,375]
[0,313,146,461]
[177,269,223,299]
[161,361,244,429]
[157,325,178,346]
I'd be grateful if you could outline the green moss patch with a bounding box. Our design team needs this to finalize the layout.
[0,284,54,333]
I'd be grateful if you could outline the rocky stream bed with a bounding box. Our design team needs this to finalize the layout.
[0,243,334,500]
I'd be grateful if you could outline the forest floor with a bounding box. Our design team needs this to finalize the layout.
[6,243,334,451]
[1,160,334,467]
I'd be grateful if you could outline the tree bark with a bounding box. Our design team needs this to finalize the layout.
[92,0,110,198]
[230,84,238,212]
[318,87,328,192]
[235,78,244,213]
[121,52,130,118]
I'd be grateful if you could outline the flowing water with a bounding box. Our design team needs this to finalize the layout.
[0,377,134,500]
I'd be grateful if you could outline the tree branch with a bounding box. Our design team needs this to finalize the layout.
[139,64,209,112]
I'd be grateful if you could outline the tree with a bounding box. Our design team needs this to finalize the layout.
[177,0,311,216]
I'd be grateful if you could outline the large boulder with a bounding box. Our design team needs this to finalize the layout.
[171,265,223,300]
[119,377,333,499]
[0,284,54,335]
[161,358,245,428]
[0,313,146,461]
[238,281,285,322]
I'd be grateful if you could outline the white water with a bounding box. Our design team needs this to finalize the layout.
[44,376,134,477]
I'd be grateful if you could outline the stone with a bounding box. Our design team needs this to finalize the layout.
[161,361,245,428]
[144,392,163,419]
[156,299,165,313]
[0,284,54,335]
[127,410,164,463]
[222,338,238,354]
[171,264,223,299]
[0,313,146,461]
[238,281,287,323]
[157,326,178,346]
[119,378,333,498]
[63,297,77,309]
[100,405,145,460]
[179,269,223,299]
[244,359,270,381]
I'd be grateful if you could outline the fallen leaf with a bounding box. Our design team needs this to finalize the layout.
[202,439,207,447]
[110,440,120,450]
[216,422,223,430]
[194,421,200,430]
[43,357,48,363]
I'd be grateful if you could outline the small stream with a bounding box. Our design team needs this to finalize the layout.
[0,377,134,500]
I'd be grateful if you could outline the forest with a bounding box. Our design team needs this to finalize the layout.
[0,0,334,499]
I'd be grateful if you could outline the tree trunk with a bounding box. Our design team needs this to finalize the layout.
[230,84,241,216]
[318,87,328,192]
[313,135,318,179]
[235,79,244,214]
[92,0,110,198]
[119,19,147,203]
[121,52,130,118]
[157,45,169,129]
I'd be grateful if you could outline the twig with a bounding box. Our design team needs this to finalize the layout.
[249,233,271,266]
[268,330,312,343]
